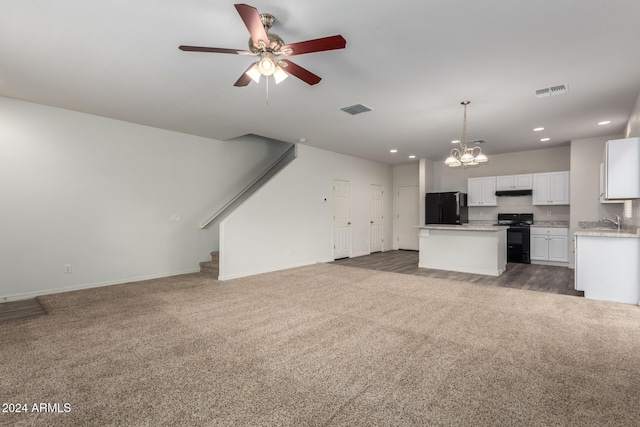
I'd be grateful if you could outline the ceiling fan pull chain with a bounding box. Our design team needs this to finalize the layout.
[266,75,269,106]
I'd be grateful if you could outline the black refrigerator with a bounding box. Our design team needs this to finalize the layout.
[425,192,468,225]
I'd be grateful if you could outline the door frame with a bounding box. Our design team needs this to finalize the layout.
[332,179,352,259]
[369,184,383,253]
[397,184,419,250]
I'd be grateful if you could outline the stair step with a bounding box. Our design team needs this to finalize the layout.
[199,251,220,278]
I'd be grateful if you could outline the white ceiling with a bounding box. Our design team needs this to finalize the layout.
[2,0,640,165]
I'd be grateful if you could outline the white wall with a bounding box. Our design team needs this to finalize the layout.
[219,144,393,280]
[0,97,289,300]
[625,92,640,226]
[393,163,419,248]
[569,135,624,221]
[432,145,571,192]
[568,134,624,267]
[431,146,571,222]
[418,159,435,227]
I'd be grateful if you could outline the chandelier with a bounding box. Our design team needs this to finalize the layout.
[445,101,488,167]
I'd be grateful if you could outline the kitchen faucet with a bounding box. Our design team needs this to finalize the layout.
[602,214,621,231]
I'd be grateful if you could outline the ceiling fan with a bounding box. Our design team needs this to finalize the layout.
[179,3,346,86]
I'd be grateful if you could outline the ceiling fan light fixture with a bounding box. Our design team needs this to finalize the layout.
[246,63,262,83]
[273,66,289,84]
[258,53,277,76]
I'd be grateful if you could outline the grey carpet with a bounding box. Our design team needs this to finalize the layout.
[1,263,639,426]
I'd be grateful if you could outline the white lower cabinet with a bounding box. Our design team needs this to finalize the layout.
[575,233,640,304]
[530,227,568,262]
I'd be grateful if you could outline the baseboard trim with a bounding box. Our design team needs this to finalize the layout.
[219,260,327,281]
[418,263,503,277]
[0,268,201,302]
[531,260,570,267]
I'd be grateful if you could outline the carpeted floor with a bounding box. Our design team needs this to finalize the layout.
[1,263,639,426]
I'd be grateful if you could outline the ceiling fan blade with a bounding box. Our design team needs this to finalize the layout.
[179,45,252,55]
[279,59,321,85]
[280,35,346,56]
[234,63,256,87]
[234,4,269,48]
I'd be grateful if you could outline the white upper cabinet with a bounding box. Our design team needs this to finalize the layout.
[600,163,623,204]
[605,137,640,199]
[468,177,497,206]
[532,171,570,205]
[496,174,533,191]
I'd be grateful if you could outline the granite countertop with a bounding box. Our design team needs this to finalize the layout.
[530,222,569,228]
[574,228,640,238]
[575,221,640,238]
[418,224,509,231]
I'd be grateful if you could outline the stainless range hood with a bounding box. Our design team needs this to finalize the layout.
[495,189,533,197]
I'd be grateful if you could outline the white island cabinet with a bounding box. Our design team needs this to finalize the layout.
[418,225,508,276]
[574,228,640,304]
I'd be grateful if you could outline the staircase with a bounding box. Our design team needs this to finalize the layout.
[200,144,297,229]
[199,251,219,279]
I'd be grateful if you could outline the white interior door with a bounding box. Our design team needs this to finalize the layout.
[370,184,383,253]
[333,179,351,259]
[398,185,419,250]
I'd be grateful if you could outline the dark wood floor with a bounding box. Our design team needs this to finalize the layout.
[333,250,582,297]
[0,298,47,324]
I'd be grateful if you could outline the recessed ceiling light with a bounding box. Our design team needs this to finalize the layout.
[598,121,611,126]
[533,127,544,132]
[296,138,307,142]
[451,140,460,144]
[390,149,398,153]
[540,138,550,142]
[409,155,416,159]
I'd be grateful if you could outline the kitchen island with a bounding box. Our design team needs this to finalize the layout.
[418,225,509,276]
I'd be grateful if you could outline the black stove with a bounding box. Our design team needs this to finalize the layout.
[496,213,534,227]
[497,213,533,264]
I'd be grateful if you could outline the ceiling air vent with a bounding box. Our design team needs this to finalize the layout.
[340,104,372,115]
[536,84,568,98]
[535,88,551,98]
[550,84,568,95]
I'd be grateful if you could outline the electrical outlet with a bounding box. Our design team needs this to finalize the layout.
[546,211,551,216]
[64,264,72,274]
[479,211,484,217]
